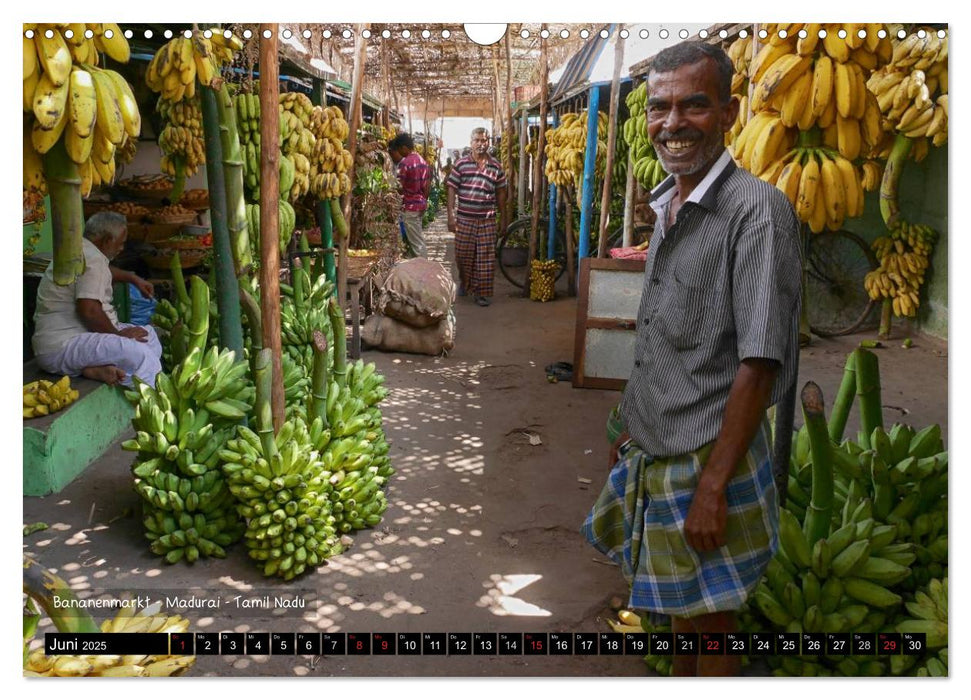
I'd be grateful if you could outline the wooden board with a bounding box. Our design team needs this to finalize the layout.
[573,257,645,390]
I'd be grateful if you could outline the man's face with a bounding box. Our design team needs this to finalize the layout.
[471,132,490,156]
[389,147,403,163]
[646,59,738,177]
[96,230,127,261]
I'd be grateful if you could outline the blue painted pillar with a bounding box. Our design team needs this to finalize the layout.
[578,85,600,263]
[546,111,559,260]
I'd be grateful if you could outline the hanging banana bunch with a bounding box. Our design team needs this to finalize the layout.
[309,105,353,200]
[623,82,668,191]
[544,111,607,191]
[729,23,893,232]
[24,23,138,197]
[864,221,937,318]
[145,29,241,102]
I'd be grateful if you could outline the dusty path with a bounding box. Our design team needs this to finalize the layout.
[23,215,947,679]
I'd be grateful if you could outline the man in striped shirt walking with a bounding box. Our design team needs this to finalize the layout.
[581,42,802,676]
[446,128,508,307]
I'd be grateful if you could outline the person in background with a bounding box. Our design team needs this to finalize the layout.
[581,42,802,676]
[32,212,161,388]
[442,156,453,181]
[446,127,508,307]
[389,132,432,258]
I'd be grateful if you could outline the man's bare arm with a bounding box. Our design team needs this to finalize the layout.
[76,299,147,341]
[683,357,778,551]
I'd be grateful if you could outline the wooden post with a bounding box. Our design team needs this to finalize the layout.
[504,30,514,223]
[517,108,528,216]
[406,80,413,134]
[622,148,635,246]
[597,24,625,258]
[423,91,429,145]
[527,23,549,298]
[341,23,368,313]
[258,23,285,429]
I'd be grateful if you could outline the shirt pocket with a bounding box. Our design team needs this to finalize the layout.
[656,280,716,351]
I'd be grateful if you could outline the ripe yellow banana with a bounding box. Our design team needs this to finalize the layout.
[32,71,70,130]
[796,153,820,221]
[834,61,855,118]
[23,35,37,80]
[34,28,72,87]
[31,108,68,154]
[103,69,141,138]
[68,67,97,138]
[90,68,125,145]
[833,155,862,218]
[810,56,834,119]
[823,30,850,63]
[753,54,812,112]
[820,154,846,230]
[775,159,803,208]
[836,115,862,161]
[797,24,821,56]
[94,22,130,63]
[781,70,813,128]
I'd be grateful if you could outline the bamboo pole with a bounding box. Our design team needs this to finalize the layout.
[854,348,883,447]
[597,25,625,258]
[801,381,835,548]
[828,352,858,443]
[526,24,549,298]
[341,23,368,312]
[215,82,252,274]
[200,83,244,358]
[42,141,85,285]
[258,23,285,430]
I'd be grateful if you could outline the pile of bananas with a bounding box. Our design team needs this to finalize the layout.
[309,105,353,200]
[604,609,675,676]
[750,418,947,676]
[24,605,194,677]
[867,29,948,155]
[728,24,893,231]
[145,30,240,102]
[419,142,439,168]
[544,111,607,190]
[529,259,558,302]
[864,220,937,317]
[23,376,79,419]
[24,23,138,197]
[767,147,864,233]
[623,83,668,191]
[245,200,296,254]
[279,92,315,201]
[157,95,205,178]
[893,577,947,676]
[122,278,251,564]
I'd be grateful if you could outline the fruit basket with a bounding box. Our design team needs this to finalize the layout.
[153,232,213,250]
[116,175,175,202]
[148,204,199,225]
[179,189,210,210]
[141,247,207,270]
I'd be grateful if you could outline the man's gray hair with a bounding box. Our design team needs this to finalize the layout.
[84,211,127,242]
[648,42,735,105]
[471,127,489,139]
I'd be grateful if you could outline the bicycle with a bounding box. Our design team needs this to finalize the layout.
[804,228,879,337]
[496,216,652,289]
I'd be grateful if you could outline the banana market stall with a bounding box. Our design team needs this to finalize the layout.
[22,22,948,679]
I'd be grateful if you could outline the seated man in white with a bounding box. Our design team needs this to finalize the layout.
[32,211,161,388]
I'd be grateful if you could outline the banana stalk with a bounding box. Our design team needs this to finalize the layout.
[201,83,245,360]
[329,198,348,243]
[170,250,191,309]
[801,381,835,547]
[854,348,883,449]
[253,348,278,462]
[215,81,253,274]
[238,281,262,378]
[23,556,100,634]
[186,276,210,356]
[170,156,188,204]
[42,140,86,285]
[828,352,858,443]
[310,329,329,427]
[879,298,893,340]
[327,297,347,387]
[879,134,913,228]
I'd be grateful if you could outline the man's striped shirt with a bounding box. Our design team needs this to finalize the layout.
[618,149,803,458]
[397,151,432,212]
[446,154,507,219]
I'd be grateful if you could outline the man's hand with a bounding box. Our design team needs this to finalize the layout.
[132,276,154,299]
[447,215,457,233]
[684,478,728,552]
[608,431,630,469]
[118,326,149,342]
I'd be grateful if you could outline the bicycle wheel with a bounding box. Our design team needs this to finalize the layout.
[806,229,879,337]
[497,217,566,289]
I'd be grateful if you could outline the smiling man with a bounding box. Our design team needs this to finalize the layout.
[582,42,802,676]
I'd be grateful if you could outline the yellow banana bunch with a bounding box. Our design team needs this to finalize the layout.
[23,24,134,197]
[308,105,353,199]
[145,29,239,102]
[23,376,79,418]
[866,27,948,153]
[157,96,205,177]
[24,604,195,677]
[864,220,936,317]
[544,111,608,190]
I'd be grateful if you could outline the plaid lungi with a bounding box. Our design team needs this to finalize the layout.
[581,420,779,617]
[454,216,497,298]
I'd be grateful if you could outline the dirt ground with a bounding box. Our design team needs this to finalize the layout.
[22,217,948,679]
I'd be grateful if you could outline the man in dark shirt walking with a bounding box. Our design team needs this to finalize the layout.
[582,42,802,676]
[446,128,508,306]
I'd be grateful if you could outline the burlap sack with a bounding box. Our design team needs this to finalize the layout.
[362,312,455,356]
[377,258,456,328]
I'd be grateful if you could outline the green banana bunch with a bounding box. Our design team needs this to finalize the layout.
[245,201,296,256]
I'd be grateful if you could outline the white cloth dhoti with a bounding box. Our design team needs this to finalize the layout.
[34,323,162,388]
